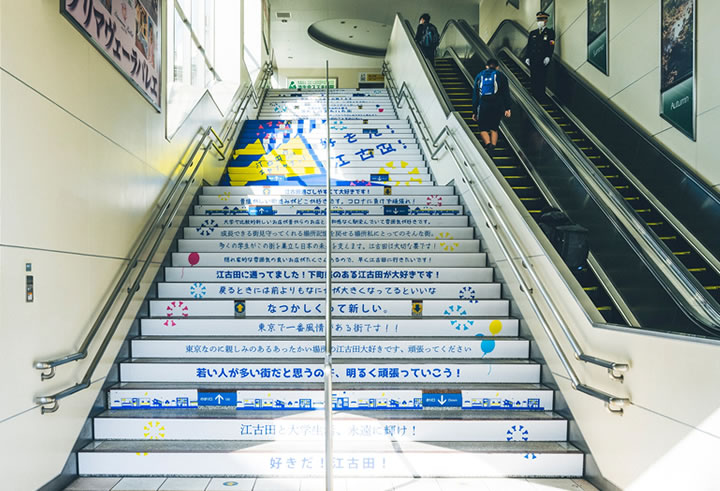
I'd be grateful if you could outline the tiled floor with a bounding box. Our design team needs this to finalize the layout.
[65,477,599,491]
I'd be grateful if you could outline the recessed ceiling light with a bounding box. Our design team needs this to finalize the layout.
[353,25,358,29]
[349,35,354,38]
[340,20,345,24]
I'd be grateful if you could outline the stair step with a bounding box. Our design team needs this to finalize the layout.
[162,266,492,283]
[182,226,474,240]
[119,359,541,384]
[92,410,567,442]
[197,195,458,206]
[108,383,551,410]
[157,282,499,300]
[148,299,509,318]
[201,185,456,196]
[129,337,528,360]
[77,440,583,477]
[187,215,471,227]
[171,251,487,267]
[141,316,515,337]
[176,238,477,253]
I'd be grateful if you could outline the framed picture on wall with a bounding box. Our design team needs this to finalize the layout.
[61,0,162,111]
[587,0,609,75]
[541,0,555,31]
[660,0,696,140]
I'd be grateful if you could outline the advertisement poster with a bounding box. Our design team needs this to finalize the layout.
[61,0,162,110]
[661,0,695,140]
[541,0,555,32]
[587,0,608,74]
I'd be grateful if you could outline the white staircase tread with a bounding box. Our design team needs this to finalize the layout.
[96,409,564,421]
[111,382,552,391]
[65,476,599,491]
[80,440,581,453]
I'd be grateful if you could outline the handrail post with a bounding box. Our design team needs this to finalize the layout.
[323,60,334,491]
[33,65,274,413]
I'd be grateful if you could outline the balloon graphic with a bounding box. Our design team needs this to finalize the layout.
[481,339,496,357]
[188,252,200,266]
[489,320,503,336]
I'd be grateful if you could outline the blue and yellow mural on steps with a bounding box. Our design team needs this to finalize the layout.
[221,119,424,187]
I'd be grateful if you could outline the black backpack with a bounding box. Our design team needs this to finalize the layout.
[421,24,439,48]
[538,208,589,273]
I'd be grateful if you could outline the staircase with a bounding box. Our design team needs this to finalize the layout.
[70,89,592,490]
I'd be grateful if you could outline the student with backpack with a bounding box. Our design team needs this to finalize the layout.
[471,58,511,154]
[415,13,440,66]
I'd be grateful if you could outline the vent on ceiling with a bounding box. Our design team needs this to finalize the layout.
[276,12,291,19]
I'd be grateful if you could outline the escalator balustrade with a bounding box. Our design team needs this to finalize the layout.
[497,51,720,304]
[434,57,624,323]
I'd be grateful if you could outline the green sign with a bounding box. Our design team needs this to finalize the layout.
[288,78,338,90]
[587,0,608,75]
[660,0,695,140]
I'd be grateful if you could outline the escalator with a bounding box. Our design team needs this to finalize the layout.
[497,49,720,304]
[434,57,625,324]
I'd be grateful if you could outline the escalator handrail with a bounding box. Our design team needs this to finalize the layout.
[498,46,720,282]
[454,20,720,332]
[443,45,638,328]
[32,64,275,414]
[487,20,720,210]
[396,14,453,117]
[383,58,629,413]
[420,23,632,372]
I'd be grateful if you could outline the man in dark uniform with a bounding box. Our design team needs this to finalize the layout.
[524,11,555,100]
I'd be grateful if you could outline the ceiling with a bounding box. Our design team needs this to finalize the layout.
[269,0,480,69]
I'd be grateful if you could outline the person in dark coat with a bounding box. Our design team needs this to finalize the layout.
[524,11,555,99]
[471,58,511,154]
[415,13,440,66]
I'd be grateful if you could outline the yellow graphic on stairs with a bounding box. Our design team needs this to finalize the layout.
[436,232,459,251]
[377,161,423,186]
[229,137,322,185]
[143,420,166,440]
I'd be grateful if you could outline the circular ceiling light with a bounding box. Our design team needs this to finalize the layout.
[307,18,391,57]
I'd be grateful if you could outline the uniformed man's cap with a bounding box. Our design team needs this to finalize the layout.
[536,11,550,20]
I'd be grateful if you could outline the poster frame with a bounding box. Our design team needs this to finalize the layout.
[587,0,609,75]
[659,0,696,141]
[541,0,555,32]
[60,0,162,112]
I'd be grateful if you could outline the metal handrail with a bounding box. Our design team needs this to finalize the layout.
[384,45,629,411]
[458,25,720,331]
[33,64,273,413]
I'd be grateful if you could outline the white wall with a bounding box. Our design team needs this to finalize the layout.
[478,0,720,193]
[0,1,245,488]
